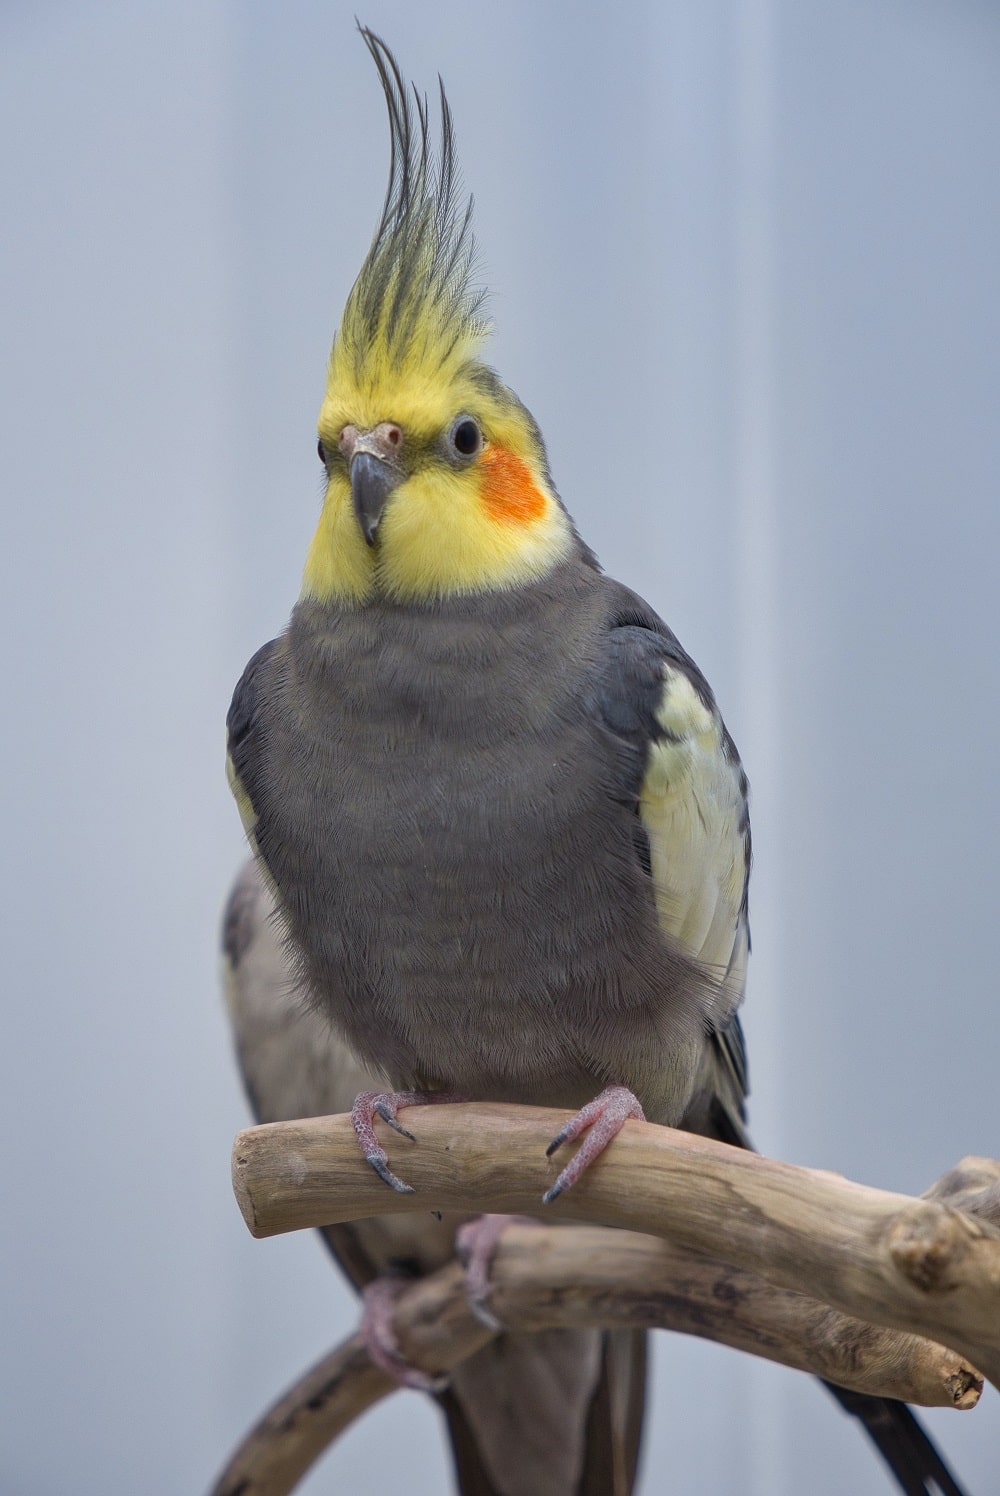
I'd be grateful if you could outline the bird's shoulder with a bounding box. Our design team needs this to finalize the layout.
[589,578,743,791]
[226,636,285,835]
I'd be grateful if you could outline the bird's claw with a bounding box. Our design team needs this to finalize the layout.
[374,1100,416,1141]
[457,1216,508,1331]
[543,1084,645,1203]
[456,1214,536,1332]
[366,1153,415,1194]
[360,1277,449,1393]
[351,1088,466,1194]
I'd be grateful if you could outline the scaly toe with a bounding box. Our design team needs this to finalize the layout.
[456,1213,537,1331]
[360,1278,448,1393]
[542,1085,645,1202]
[351,1088,468,1193]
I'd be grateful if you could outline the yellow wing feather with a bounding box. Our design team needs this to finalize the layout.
[639,666,748,994]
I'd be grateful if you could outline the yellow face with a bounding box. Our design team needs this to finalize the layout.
[301,359,573,605]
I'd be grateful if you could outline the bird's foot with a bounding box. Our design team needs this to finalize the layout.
[543,1084,645,1203]
[359,1276,448,1393]
[455,1213,537,1331]
[351,1088,465,1193]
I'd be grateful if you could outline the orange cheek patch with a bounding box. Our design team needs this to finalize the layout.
[478,444,547,526]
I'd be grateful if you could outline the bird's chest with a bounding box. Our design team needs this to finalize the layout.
[249,592,712,1110]
[268,606,634,1053]
[296,616,586,876]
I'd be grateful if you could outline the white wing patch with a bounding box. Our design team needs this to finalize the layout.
[639,664,747,990]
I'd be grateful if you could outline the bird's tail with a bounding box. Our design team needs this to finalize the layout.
[439,1327,646,1496]
[696,1019,969,1496]
[825,1383,968,1496]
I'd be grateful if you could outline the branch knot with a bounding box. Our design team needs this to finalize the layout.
[887,1202,976,1294]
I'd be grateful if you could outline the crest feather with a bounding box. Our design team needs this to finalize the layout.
[332,29,489,395]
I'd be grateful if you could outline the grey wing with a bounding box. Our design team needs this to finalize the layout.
[593,599,973,1496]
[680,1012,752,1148]
[597,601,751,1130]
[226,639,280,856]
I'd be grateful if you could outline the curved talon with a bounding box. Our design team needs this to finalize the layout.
[543,1175,573,1205]
[456,1214,525,1332]
[350,1087,467,1194]
[543,1084,645,1203]
[375,1102,416,1142]
[367,1155,415,1194]
[467,1293,503,1334]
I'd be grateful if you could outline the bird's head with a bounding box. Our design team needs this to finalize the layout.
[302,30,575,606]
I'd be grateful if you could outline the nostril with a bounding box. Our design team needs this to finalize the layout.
[385,425,402,448]
[339,425,357,457]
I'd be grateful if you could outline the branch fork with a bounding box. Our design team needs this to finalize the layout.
[216,1104,1000,1496]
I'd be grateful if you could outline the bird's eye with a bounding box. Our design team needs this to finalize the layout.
[317,438,327,465]
[448,416,483,460]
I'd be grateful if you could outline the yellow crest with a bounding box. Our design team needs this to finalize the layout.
[328,29,490,419]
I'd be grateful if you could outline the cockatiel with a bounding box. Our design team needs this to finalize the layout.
[226,27,967,1496]
[228,26,751,1199]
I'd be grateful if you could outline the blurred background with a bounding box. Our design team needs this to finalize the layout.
[2,1,998,1491]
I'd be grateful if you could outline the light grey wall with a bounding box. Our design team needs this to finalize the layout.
[2,2,997,1492]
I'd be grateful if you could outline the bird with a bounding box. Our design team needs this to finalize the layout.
[226,26,968,1496]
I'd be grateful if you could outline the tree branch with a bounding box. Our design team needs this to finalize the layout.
[232,1103,1000,1389]
[211,1220,981,1496]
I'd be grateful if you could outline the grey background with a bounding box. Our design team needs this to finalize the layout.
[2,1,998,1492]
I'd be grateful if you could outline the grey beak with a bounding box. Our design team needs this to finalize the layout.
[351,451,401,547]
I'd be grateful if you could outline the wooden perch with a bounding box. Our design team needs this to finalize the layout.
[232,1104,1000,1390]
[212,1217,983,1496]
